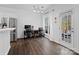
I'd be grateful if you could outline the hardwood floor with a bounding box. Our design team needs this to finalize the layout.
[8,37,78,55]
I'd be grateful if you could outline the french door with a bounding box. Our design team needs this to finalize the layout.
[60,10,74,49]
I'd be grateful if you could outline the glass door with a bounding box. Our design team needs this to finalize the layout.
[60,10,74,49]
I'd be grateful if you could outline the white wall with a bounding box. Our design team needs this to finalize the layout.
[42,6,60,43]
[51,5,79,53]
[17,8,42,38]
[42,5,79,53]
[0,6,42,38]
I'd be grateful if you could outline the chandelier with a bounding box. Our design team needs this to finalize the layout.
[32,5,54,14]
[32,5,45,14]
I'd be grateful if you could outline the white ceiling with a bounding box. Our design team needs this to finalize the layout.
[0,4,53,11]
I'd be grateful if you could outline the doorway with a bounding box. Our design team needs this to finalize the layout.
[9,17,17,41]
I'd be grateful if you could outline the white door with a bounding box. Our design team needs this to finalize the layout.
[60,10,74,49]
[45,17,50,34]
[43,15,50,39]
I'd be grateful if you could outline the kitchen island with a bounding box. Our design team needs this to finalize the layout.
[0,28,15,55]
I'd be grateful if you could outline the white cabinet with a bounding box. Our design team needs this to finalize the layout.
[0,28,15,55]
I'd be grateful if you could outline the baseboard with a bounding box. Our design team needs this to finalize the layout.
[44,34,79,54]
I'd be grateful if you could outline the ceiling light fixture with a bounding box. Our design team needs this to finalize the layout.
[32,5,55,14]
[32,5,44,14]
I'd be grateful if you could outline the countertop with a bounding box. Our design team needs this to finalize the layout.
[0,28,16,32]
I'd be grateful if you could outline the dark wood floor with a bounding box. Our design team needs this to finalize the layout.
[8,37,78,55]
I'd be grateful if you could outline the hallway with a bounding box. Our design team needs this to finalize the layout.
[8,37,78,55]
